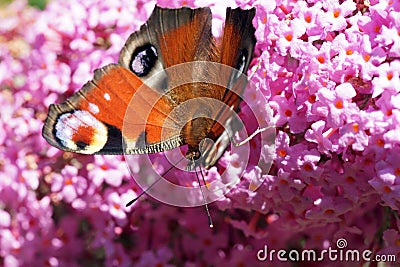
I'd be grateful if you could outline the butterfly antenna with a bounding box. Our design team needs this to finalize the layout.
[198,165,213,192]
[198,165,208,187]
[195,164,213,228]
[125,157,185,207]
[233,126,273,147]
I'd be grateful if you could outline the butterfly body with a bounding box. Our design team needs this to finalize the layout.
[42,5,256,169]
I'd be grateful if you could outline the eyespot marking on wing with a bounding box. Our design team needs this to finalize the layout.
[54,110,108,154]
[130,44,158,77]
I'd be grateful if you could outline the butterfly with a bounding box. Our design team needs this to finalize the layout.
[42,5,256,171]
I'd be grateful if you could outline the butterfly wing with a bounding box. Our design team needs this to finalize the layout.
[120,6,220,154]
[202,7,256,167]
[217,7,256,122]
[42,6,219,155]
[42,6,256,159]
[42,64,182,154]
[119,6,216,90]
[120,5,222,156]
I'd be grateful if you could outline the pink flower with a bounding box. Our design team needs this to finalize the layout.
[270,95,308,133]
[274,169,306,202]
[2,0,400,265]
[371,61,400,97]
[101,187,135,225]
[383,109,400,148]
[319,0,356,32]
[104,243,133,267]
[274,17,306,56]
[294,1,324,39]
[378,229,400,257]
[338,113,369,151]
[305,197,353,223]
[51,165,88,203]
[135,247,175,267]
[87,155,130,187]
[295,148,324,181]
[305,120,333,154]
[357,35,387,81]
[317,83,357,128]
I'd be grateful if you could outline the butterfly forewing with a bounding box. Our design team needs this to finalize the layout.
[42,64,183,154]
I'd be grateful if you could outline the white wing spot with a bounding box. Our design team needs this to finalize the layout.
[104,93,111,101]
[89,103,100,114]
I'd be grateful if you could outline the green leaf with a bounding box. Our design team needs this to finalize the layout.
[28,0,47,10]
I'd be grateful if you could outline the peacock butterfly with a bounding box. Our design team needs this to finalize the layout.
[42,5,257,171]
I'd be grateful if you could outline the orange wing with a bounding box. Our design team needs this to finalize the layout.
[201,7,256,167]
[42,64,182,154]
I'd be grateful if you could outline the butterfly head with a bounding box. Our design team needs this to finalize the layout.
[185,148,202,171]
[185,136,224,171]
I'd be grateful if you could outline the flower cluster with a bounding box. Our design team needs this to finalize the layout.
[1,0,400,266]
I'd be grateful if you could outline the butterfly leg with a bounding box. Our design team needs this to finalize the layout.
[248,57,263,79]
[198,165,209,189]
[233,126,274,147]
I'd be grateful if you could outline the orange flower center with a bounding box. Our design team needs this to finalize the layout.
[352,123,359,133]
[284,109,293,117]
[376,139,385,147]
[333,10,340,18]
[278,149,287,157]
[335,100,343,109]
